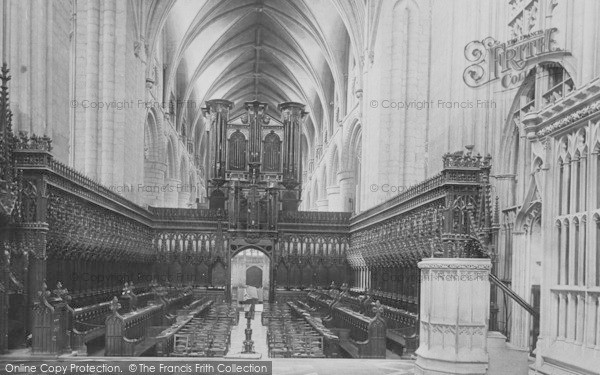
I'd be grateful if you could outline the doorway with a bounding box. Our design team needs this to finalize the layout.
[230,248,270,302]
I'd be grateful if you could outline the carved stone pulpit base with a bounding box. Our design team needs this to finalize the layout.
[414,258,491,375]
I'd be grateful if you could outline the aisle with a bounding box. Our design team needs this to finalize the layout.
[227,310,269,358]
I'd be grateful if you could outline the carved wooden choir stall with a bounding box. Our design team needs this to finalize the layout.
[0,63,500,361]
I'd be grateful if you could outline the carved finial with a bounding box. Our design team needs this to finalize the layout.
[0,63,11,87]
[493,196,500,226]
[109,296,121,314]
[52,281,71,304]
[37,281,50,305]
[372,300,384,318]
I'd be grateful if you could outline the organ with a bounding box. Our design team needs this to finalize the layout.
[203,99,306,230]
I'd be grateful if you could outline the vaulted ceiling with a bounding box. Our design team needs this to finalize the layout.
[159,0,357,154]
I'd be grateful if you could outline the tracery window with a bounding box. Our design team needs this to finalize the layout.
[513,64,574,125]
[508,0,539,38]
[552,127,597,346]
[542,66,575,107]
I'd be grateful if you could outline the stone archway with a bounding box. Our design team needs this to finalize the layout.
[230,247,271,303]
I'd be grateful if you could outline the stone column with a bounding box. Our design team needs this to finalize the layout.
[510,231,530,349]
[316,199,329,212]
[338,171,355,212]
[163,177,180,207]
[362,268,367,290]
[143,160,167,207]
[415,258,491,375]
[326,185,341,211]
[178,185,191,208]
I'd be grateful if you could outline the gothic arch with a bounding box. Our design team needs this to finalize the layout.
[516,201,542,234]
[144,110,160,161]
[142,109,168,206]
[160,1,353,135]
[144,1,178,81]
[500,61,577,176]
[328,143,341,186]
[232,245,271,260]
[344,118,362,170]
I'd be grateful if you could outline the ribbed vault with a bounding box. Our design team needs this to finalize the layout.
[153,0,355,169]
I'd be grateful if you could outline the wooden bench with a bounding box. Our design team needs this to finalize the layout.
[154,299,213,356]
[119,290,155,313]
[339,338,359,358]
[287,301,340,357]
[72,286,194,355]
[308,289,419,357]
[381,306,418,354]
[104,297,164,356]
[169,303,237,357]
[71,300,112,355]
[264,303,332,358]
[323,301,387,358]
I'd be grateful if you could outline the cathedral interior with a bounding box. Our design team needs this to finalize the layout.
[0,0,600,374]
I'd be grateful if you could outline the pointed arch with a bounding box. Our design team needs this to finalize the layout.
[329,145,340,186]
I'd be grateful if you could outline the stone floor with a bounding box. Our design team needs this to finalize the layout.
[226,308,416,374]
[270,359,415,374]
[0,306,417,375]
[226,310,269,358]
[0,357,416,375]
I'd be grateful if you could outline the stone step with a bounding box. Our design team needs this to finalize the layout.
[487,331,529,375]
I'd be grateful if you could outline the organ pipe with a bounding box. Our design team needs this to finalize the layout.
[278,102,307,186]
[244,101,268,166]
[203,99,233,180]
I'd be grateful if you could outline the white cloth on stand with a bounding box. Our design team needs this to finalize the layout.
[245,285,258,300]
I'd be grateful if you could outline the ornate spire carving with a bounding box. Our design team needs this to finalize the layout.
[0,63,19,219]
[372,300,384,318]
[109,296,121,315]
[36,281,51,306]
